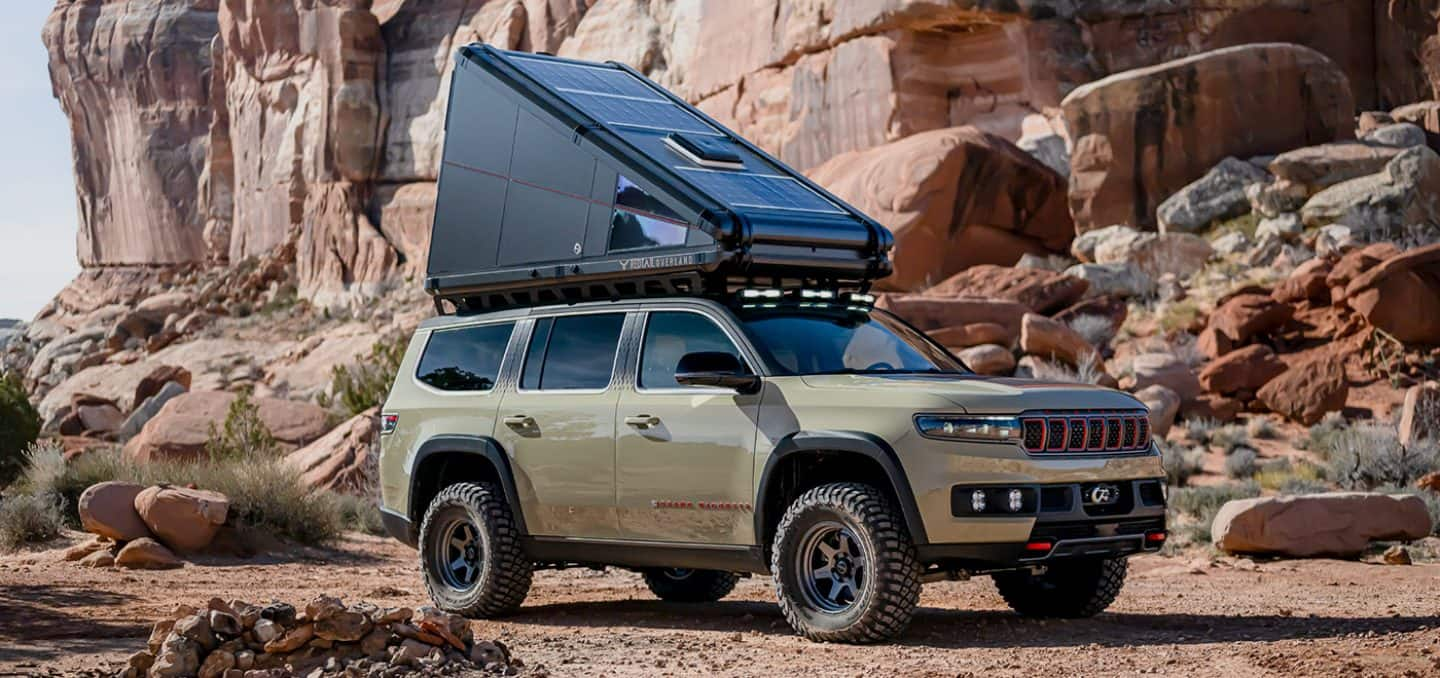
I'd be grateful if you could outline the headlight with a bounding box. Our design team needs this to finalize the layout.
[915,415,1022,443]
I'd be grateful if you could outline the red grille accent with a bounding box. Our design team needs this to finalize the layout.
[1019,411,1151,454]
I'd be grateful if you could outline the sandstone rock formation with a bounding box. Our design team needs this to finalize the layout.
[284,408,379,494]
[135,485,230,553]
[79,481,151,542]
[809,127,1073,291]
[124,391,330,462]
[1063,43,1354,232]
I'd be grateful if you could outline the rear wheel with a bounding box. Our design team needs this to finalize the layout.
[642,568,739,602]
[992,557,1127,618]
[419,482,532,617]
[770,482,920,643]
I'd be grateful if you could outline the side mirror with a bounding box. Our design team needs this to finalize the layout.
[674,352,760,394]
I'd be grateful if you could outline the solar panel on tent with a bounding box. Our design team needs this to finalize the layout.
[676,168,843,214]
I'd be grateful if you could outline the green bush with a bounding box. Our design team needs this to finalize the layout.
[1323,425,1439,491]
[0,371,41,487]
[1210,424,1251,454]
[334,492,386,536]
[1168,481,1261,543]
[1298,412,1349,454]
[1224,447,1258,479]
[205,387,278,460]
[0,492,64,552]
[1161,442,1206,487]
[327,334,406,416]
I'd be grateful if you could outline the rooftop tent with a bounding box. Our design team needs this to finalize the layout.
[426,44,893,312]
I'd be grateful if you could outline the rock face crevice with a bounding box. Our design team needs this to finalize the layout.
[41,0,1440,303]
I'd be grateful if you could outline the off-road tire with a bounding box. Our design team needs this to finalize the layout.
[642,568,740,602]
[771,482,921,643]
[992,557,1127,618]
[419,482,532,617]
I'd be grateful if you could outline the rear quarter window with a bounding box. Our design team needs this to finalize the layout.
[415,323,516,391]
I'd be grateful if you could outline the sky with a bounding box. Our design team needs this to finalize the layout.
[0,4,82,321]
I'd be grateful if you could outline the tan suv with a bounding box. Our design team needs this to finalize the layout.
[377,293,1167,642]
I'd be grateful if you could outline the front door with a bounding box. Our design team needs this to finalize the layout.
[494,312,630,539]
[615,310,760,545]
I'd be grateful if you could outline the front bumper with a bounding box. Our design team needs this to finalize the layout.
[915,478,1166,568]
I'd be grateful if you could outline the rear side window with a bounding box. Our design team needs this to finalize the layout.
[523,313,626,390]
[416,323,515,391]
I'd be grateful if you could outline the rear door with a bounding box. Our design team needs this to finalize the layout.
[614,308,761,545]
[493,311,632,539]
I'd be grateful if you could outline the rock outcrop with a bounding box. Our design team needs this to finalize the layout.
[123,391,330,462]
[1213,493,1433,558]
[1063,43,1354,232]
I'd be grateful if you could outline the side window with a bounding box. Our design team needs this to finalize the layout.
[639,312,746,388]
[523,313,626,390]
[608,175,689,252]
[416,323,515,391]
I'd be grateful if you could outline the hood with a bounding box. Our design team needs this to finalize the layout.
[797,373,1145,413]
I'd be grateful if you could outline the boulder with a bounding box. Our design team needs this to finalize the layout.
[1134,384,1180,437]
[78,481,151,542]
[1362,122,1427,148]
[1210,231,1249,257]
[134,486,230,553]
[1124,353,1201,404]
[923,266,1088,315]
[957,344,1015,377]
[1184,393,1244,422]
[1198,345,1288,395]
[1051,296,1128,335]
[123,391,331,462]
[1070,224,1135,263]
[1301,146,1440,233]
[1019,313,1094,367]
[1208,294,1294,343]
[875,295,1028,338]
[283,408,379,494]
[1213,493,1433,558]
[928,323,1011,349]
[1063,263,1154,299]
[1196,326,1233,360]
[1327,242,1401,291]
[1398,382,1440,448]
[1247,179,1308,218]
[1156,157,1269,234]
[809,127,1072,292]
[1256,358,1349,425]
[1093,231,1213,281]
[115,537,182,570]
[1063,44,1353,232]
[1343,243,1440,344]
[1268,142,1404,192]
[134,365,192,407]
[75,401,125,436]
[1273,257,1333,304]
[1255,213,1303,243]
[117,381,188,442]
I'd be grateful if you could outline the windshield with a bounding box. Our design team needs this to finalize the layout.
[733,305,966,376]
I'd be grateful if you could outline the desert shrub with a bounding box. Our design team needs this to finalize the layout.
[1157,299,1202,333]
[0,492,64,552]
[326,334,406,416]
[1255,457,1326,492]
[1162,442,1206,487]
[1067,314,1115,348]
[1246,417,1280,440]
[1184,418,1221,445]
[1322,425,1440,491]
[334,493,386,536]
[1168,481,1261,543]
[1224,447,1259,479]
[205,388,278,460]
[1210,424,1251,454]
[0,371,41,487]
[1028,351,1105,385]
[1298,412,1349,453]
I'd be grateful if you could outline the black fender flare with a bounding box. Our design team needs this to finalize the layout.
[409,435,528,535]
[754,430,928,546]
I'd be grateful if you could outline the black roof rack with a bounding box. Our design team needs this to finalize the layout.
[425,44,893,313]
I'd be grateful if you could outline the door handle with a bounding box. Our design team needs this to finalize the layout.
[624,414,660,429]
[503,414,534,428]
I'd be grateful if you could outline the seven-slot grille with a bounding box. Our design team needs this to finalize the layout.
[1019,411,1151,454]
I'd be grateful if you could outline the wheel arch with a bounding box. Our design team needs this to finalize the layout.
[754,430,928,551]
[409,435,528,536]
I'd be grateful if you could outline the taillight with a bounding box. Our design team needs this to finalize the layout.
[380,413,399,434]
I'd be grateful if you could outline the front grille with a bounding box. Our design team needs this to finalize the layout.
[1020,410,1151,454]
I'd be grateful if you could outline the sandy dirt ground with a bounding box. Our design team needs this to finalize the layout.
[2,533,1439,677]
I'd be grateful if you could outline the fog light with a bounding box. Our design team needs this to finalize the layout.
[1008,489,1024,512]
[971,490,987,513]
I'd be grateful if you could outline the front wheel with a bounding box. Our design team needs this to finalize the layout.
[771,483,921,643]
[992,557,1127,618]
[419,482,533,617]
[642,568,739,602]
